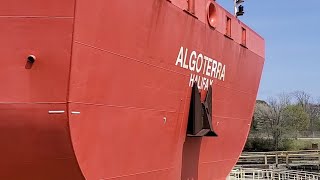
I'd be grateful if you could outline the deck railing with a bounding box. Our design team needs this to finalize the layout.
[227,168,320,180]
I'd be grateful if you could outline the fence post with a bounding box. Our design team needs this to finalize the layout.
[275,153,279,167]
[264,154,268,165]
[286,153,289,166]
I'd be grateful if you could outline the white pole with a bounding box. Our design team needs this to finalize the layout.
[234,0,237,16]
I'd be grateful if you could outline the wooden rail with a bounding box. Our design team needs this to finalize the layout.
[238,150,320,167]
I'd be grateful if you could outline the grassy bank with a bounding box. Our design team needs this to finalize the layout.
[244,137,320,152]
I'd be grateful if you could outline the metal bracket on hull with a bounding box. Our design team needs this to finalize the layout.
[187,84,217,137]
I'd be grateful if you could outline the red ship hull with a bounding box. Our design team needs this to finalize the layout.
[0,0,264,179]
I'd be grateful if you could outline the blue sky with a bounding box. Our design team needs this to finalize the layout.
[218,0,320,100]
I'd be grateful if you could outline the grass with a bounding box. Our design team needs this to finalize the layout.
[244,137,320,152]
[283,138,320,151]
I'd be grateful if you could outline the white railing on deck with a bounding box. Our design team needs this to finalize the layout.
[227,168,320,180]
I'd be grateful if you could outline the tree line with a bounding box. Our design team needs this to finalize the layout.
[246,91,320,151]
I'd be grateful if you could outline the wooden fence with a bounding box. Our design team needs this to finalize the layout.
[238,150,320,167]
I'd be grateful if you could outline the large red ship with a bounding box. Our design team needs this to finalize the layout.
[0,0,264,179]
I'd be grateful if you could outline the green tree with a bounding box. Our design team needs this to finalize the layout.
[254,95,291,150]
[282,105,310,138]
[308,104,320,136]
[251,93,318,151]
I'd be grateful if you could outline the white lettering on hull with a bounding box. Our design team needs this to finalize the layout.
[175,46,226,90]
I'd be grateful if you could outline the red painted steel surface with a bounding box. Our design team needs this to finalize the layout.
[0,0,84,179]
[0,0,264,179]
[0,104,84,179]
